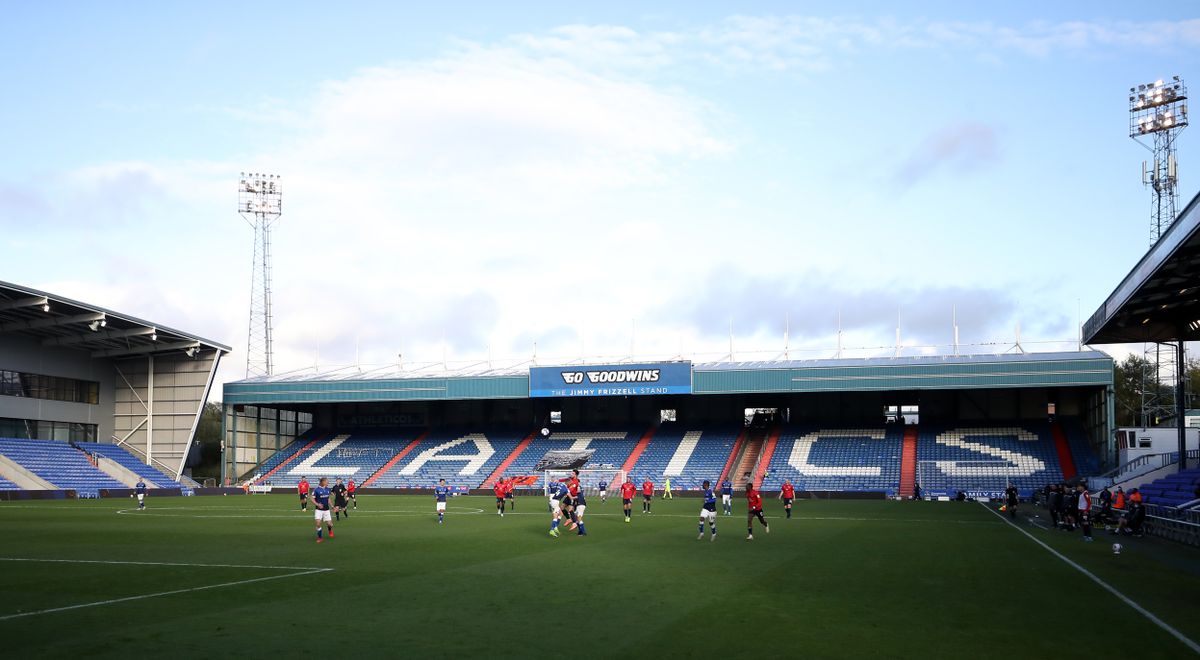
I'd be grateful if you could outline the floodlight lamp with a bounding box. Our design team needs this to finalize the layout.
[42,303,50,312]
[88,320,100,331]
[150,332,157,341]
[185,346,198,358]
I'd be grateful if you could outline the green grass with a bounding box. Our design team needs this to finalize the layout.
[2,495,1198,659]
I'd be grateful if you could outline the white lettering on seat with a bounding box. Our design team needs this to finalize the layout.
[399,434,495,476]
[787,430,885,476]
[664,431,702,476]
[539,432,629,454]
[933,428,1045,476]
[289,435,357,476]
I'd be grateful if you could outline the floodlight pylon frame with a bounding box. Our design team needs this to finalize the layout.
[1128,76,1188,428]
[239,172,283,379]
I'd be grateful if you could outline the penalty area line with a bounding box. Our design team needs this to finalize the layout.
[0,559,332,622]
[980,502,1200,655]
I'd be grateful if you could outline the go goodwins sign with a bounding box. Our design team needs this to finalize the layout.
[529,362,693,398]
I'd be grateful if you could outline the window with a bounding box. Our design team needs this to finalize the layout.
[1138,437,1152,448]
[0,369,99,404]
[0,417,96,442]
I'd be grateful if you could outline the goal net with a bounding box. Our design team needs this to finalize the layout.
[543,469,627,499]
[915,460,1012,500]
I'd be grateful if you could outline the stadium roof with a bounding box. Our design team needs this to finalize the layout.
[224,350,1113,405]
[1083,190,1200,344]
[0,280,231,359]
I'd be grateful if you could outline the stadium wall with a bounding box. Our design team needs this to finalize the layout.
[0,333,116,444]
[112,350,222,480]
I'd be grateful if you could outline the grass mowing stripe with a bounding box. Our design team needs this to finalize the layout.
[0,557,330,571]
[0,565,332,622]
[980,501,1200,656]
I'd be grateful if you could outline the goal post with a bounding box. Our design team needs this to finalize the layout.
[915,460,1012,500]
[543,469,627,498]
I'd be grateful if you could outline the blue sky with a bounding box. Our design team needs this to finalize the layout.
[1,2,1197,388]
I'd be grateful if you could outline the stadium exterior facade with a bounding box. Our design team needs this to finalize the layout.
[222,350,1115,482]
[0,280,230,481]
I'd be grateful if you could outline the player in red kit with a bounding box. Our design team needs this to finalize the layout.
[347,478,357,510]
[494,478,507,516]
[641,478,654,514]
[778,479,796,519]
[746,481,770,540]
[503,477,515,511]
[297,477,311,511]
[559,471,582,531]
[620,477,636,523]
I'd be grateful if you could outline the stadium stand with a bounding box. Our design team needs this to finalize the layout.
[1138,468,1200,507]
[760,427,904,495]
[1058,417,1102,477]
[366,428,527,489]
[492,428,642,485]
[914,423,1063,496]
[76,441,180,486]
[898,425,918,498]
[239,419,1102,496]
[257,430,424,487]
[0,475,19,490]
[0,437,126,496]
[249,429,330,486]
[481,431,536,488]
[626,425,740,490]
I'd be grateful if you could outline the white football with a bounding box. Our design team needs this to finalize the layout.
[1112,543,1122,555]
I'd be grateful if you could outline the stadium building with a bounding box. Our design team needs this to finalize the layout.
[221,351,1115,498]
[0,280,229,495]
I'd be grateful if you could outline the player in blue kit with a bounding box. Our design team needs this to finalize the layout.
[698,480,718,541]
[721,479,733,515]
[434,478,450,524]
[548,480,568,538]
[598,479,608,503]
[312,477,334,543]
[572,486,589,536]
[135,479,147,510]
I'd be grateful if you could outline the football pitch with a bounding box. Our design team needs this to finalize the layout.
[2,495,1198,659]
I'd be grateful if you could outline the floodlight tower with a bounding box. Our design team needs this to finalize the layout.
[239,173,282,379]
[1129,77,1188,426]
[1130,76,1188,244]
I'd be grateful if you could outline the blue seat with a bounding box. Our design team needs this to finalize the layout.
[0,437,127,494]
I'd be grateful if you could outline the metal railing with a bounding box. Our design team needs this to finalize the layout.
[1145,504,1200,547]
[1091,449,1200,489]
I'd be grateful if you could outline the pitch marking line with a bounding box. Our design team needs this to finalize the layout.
[980,502,1200,655]
[0,558,333,622]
